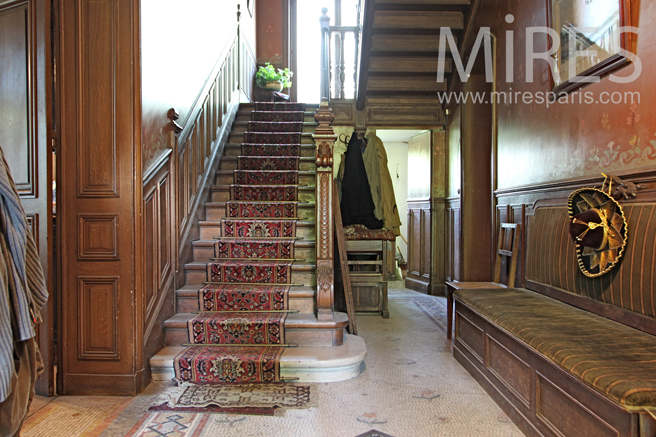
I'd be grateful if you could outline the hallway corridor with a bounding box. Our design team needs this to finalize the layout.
[22,283,522,437]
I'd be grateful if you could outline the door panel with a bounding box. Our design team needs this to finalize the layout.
[405,131,431,293]
[0,0,54,395]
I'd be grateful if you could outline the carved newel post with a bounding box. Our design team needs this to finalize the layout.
[313,98,337,321]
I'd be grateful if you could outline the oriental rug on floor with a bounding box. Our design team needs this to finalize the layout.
[173,102,306,386]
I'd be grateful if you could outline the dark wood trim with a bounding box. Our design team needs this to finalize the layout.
[527,280,656,337]
[495,169,656,200]
[355,0,374,110]
[143,148,172,185]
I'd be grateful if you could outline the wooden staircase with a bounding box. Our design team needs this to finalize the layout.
[353,0,471,125]
[150,103,367,382]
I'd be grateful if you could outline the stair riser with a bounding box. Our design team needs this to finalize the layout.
[219,160,316,172]
[184,269,316,287]
[177,295,315,314]
[164,326,343,347]
[204,204,316,220]
[210,189,316,203]
[214,173,316,186]
[224,145,316,157]
[234,112,317,123]
[198,224,316,240]
[228,133,316,145]
[191,244,316,263]
[231,124,317,134]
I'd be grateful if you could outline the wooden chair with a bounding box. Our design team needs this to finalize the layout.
[445,223,520,339]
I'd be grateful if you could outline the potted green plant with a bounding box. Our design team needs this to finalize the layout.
[255,63,293,91]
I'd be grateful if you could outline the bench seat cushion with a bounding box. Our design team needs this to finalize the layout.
[455,288,656,409]
[342,224,395,241]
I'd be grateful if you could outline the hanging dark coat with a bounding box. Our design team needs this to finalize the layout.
[340,132,383,230]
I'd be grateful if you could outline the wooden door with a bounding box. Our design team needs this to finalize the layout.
[405,131,431,293]
[0,0,55,395]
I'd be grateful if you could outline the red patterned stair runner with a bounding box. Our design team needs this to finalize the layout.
[174,102,305,384]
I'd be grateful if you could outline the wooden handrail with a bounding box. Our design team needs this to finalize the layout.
[313,98,337,321]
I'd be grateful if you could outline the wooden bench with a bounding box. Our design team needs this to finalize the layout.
[453,201,656,437]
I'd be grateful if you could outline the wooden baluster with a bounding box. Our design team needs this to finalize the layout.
[313,98,337,321]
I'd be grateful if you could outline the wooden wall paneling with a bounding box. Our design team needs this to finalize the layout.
[421,207,431,283]
[460,74,493,282]
[59,0,143,395]
[445,197,461,282]
[0,0,55,395]
[141,155,175,382]
[144,188,156,314]
[406,130,432,293]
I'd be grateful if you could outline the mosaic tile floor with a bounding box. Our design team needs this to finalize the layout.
[23,284,523,437]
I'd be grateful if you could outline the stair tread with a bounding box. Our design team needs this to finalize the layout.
[192,239,316,247]
[165,311,348,329]
[205,201,316,207]
[198,219,316,226]
[176,284,316,298]
[216,169,315,175]
[211,185,315,191]
[226,143,315,147]
[151,333,365,369]
[233,120,318,126]
[221,156,315,160]
[185,261,316,270]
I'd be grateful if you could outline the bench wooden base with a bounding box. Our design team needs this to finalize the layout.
[454,301,656,437]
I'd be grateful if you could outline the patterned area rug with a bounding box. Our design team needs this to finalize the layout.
[153,383,315,410]
[254,102,306,112]
[200,284,289,311]
[174,346,284,384]
[207,260,293,284]
[237,156,300,170]
[173,101,304,386]
[188,312,286,345]
[220,219,297,238]
[244,132,302,144]
[252,111,304,122]
[234,170,298,185]
[248,121,303,132]
[241,144,301,156]
[226,201,298,219]
[230,185,298,201]
[214,239,295,259]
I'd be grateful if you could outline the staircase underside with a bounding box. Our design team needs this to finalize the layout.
[352,0,471,127]
[150,102,367,384]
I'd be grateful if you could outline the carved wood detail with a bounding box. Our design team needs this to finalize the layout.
[313,99,337,320]
[78,276,119,360]
[77,214,119,261]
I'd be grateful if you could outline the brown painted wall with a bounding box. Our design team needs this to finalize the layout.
[471,0,656,189]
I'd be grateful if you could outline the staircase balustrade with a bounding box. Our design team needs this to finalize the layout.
[166,28,256,285]
[313,99,338,321]
[319,2,363,101]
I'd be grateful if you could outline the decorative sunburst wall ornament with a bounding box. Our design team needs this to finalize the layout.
[568,175,628,278]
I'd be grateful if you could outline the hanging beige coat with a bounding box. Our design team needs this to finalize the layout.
[364,133,402,235]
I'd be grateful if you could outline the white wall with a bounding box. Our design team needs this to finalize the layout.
[384,141,409,262]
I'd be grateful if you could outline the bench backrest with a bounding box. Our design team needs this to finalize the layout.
[525,203,656,335]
